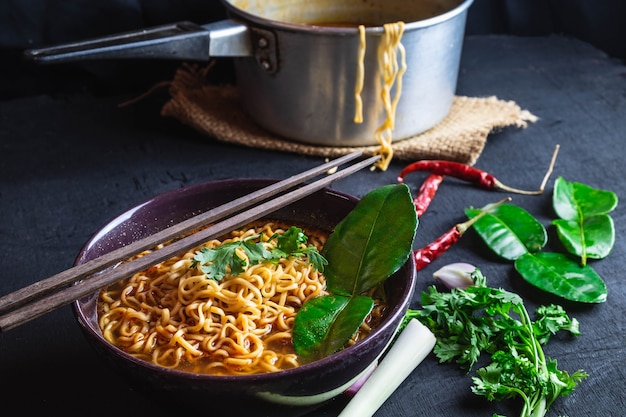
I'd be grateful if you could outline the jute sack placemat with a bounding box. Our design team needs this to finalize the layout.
[161,64,538,168]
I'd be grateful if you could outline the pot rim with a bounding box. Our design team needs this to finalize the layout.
[222,0,474,34]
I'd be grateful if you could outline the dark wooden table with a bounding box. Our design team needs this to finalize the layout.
[1,34,625,416]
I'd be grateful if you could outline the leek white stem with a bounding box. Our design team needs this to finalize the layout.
[337,319,436,417]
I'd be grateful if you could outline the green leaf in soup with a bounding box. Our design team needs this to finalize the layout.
[553,215,615,262]
[466,203,547,261]
[552,176,618,221]
[322,183,417,296]
[292,295,374,361]
[514,252,607,303]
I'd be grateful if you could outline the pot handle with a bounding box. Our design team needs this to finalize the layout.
[24,20,252,64]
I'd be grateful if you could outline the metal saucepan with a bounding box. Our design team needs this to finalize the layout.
[25,0,474,147]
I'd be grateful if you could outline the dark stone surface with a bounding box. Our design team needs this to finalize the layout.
[1,33,625,416]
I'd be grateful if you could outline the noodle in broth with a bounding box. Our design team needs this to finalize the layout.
[98,221,386,376]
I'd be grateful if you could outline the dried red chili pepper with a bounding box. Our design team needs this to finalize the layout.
[413,197,511,271]
[398,146,559,196]
[398,160,547,195]
[412,174,444,217]
[414,227,463,271]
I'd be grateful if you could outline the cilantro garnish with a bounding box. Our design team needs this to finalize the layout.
[403,269,587,417]
[268,226,328,272]
[192,226,327,281]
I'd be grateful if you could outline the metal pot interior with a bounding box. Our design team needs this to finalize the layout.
[226,0,465,28]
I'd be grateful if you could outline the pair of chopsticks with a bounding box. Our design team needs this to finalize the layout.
[0,151,380,332]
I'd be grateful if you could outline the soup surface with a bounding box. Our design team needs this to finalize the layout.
[97,221,386,376]
[230,0,462,26]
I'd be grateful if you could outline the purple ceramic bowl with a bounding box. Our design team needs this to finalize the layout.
[73,179,416,411]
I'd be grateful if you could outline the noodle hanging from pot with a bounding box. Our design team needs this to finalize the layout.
[353,24,367,124]
[354,22,407,172]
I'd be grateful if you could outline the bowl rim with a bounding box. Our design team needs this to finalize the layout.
[73,178,417,383]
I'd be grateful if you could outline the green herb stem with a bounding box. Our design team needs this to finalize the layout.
[409,268,587,417]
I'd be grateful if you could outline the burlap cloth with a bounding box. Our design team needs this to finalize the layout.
[161,64,538,168]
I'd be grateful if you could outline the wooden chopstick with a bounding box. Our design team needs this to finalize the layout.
[0,151,362,315]
[0,152,380,332]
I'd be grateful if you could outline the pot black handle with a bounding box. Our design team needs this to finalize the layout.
[24,20,251,64]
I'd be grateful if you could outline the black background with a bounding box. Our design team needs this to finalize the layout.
[1,0,625,99]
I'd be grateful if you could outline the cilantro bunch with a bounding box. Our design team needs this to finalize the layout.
[404,269,587,417]
[191,226,327,281]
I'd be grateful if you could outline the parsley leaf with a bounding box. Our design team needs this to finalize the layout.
[404,269,587,417]
[192,226,327,281]
[269,226,328,273]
